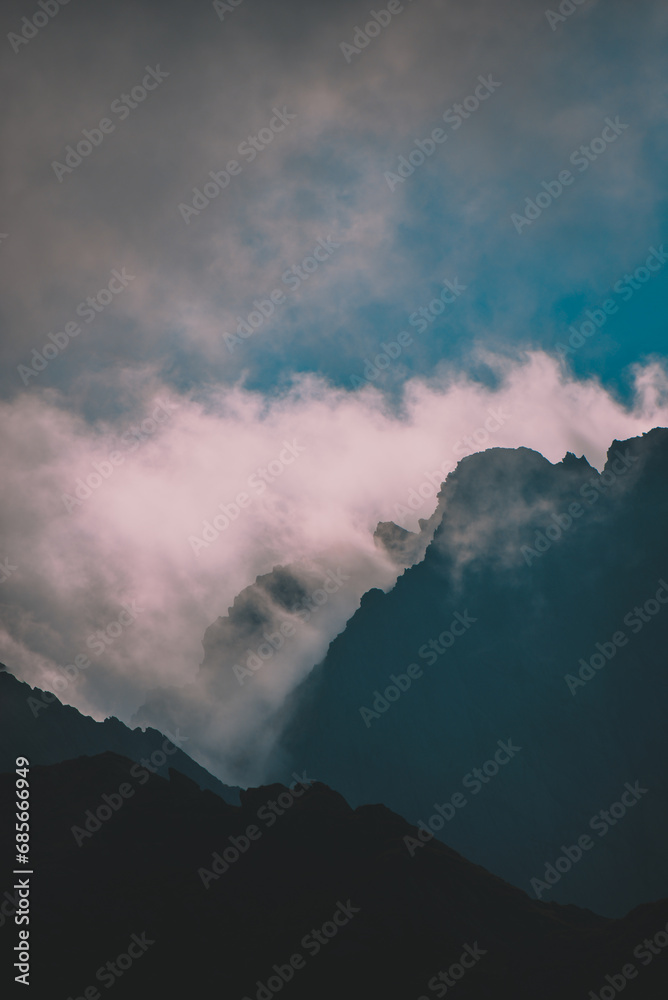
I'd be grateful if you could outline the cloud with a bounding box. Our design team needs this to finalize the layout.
[1,351,668,783]
[1,0,666,400]
[2,0,667,782]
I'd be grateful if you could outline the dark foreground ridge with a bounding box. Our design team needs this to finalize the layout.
[1,752,667,999]
[0,669,239,804]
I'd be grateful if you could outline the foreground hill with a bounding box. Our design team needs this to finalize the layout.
[0,668,239,803]
[1,752,667,998]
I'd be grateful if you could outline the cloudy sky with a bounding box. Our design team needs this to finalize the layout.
[1,0,667,770]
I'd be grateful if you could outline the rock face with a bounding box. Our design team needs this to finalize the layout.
[198,564,332,680]
[276,428,668,917]
[373,517,433,567]
[1,751,666,999]
[132,561,361,783]
[0,669,239,803]
[2,432,668,995]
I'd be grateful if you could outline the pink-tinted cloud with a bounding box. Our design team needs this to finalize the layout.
[1,351,667,782]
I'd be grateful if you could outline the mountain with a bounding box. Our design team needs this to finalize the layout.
[2,751,667,999]
[374,518,430,567]
[133,559,378,784]
[0,668,239,804]
[273,428,668,917]
[131,474,441,786]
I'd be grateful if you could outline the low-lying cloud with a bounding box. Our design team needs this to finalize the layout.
[1,351,667,783]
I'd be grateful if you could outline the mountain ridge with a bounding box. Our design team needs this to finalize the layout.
[2,750,667,998]
[274,426,668,917]
[0,667,240,804]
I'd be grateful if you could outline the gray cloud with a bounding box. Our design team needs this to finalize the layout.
[1,0,665,403]
[1,0,667,782]
[1,355,667,784]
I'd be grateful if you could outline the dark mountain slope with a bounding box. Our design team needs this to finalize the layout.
[0,669,239,803]
[1,752,667,999]
[276,429,668,917]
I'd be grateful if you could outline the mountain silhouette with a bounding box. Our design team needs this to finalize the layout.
[273,428,668,917]
[134,560,364,783]
[1,751,667,999]
[0,669,239,803]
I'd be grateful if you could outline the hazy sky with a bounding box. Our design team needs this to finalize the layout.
[1,0,667,754]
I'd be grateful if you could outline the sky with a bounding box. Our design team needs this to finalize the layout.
[1,0,667,761]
